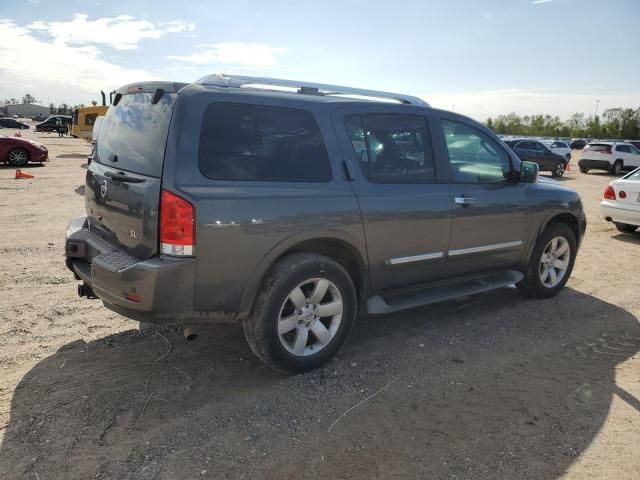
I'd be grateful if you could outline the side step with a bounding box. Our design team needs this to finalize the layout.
[366,269,524,314]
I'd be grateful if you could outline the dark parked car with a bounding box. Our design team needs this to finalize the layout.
[504,139,569,177]
[65,75,586,373]
[0,118,29,130]
[569,138,587,149]
[0,136,48,166]
[35,115,72,134]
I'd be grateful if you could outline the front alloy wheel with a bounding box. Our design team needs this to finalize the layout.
[8,148,29,167]
[552,161,565,177]
[538,237,570,288]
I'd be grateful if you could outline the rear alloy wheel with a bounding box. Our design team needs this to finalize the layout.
[612,160,623,175]
[614,223,638,234]
[8,148,29,167]
[517,222,576,298]
[552,161,566,177]
[243,253,357,373]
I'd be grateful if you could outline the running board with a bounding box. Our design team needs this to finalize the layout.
[366,269,524,314]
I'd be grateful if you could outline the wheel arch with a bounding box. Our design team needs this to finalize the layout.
[524,211,582,266]
[239,231,369,317]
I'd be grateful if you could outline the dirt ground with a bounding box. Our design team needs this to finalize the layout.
[0,123,638,480]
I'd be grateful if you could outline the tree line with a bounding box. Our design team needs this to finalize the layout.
[486,107,640,140]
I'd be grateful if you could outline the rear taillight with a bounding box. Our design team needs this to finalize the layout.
[603,184,616,200]
[160,189,195,256]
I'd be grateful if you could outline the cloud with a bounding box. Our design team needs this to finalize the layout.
[481,11,494,20]
[0,19,156,103]
[167,42,287,67]
[26,14,194,50]
[531,0,553,4]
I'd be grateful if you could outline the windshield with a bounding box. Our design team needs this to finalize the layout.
[95,92,177,177]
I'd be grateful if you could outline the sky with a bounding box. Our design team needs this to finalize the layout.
[0,0,638,121]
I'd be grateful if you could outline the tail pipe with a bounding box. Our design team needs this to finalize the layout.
[183,325,199,342]
[100,90,106,106]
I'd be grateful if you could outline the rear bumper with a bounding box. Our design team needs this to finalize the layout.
[600,201,640,227]
[65,216,196,323]
[579,159,612,171]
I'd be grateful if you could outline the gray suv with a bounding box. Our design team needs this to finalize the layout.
[65,75,586,373]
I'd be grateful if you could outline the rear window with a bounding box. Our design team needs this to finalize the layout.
[96,92,177,177]
[586,143,612,152]
[199,103,332,182]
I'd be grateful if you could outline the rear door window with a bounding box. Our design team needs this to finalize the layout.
[96,92,177,177]
[199,103,332,182]
[344,113,435,183]
[586,144,613,152]
[616,145,630,153]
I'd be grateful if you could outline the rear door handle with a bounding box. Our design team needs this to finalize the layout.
[454,196,476,206]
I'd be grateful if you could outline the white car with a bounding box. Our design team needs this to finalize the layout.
[579,141,640,175]
[600,167,640,233]
[544,140,571,161]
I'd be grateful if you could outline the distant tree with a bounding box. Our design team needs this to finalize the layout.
[21,93,36,104]
[91,100,98,106]
[486,117,494,130]
[57,103,69,115]
[9,97,17,105]
[49,103,56,114]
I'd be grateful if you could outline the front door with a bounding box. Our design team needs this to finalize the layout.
[333,108,453,291]
[436,116,529,277]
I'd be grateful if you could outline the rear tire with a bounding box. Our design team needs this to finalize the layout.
[614,223,638,234]
[243,253,357,374]
[8,148,29,167]
[612,160,623,175]
[517,222,577,299]
[579,165,589,174]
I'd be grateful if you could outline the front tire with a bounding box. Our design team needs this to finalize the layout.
[517,222,577,299]
[8,148,29,167]
[243,253,357,374]
[552,161,566,177]
[615,223,638,234]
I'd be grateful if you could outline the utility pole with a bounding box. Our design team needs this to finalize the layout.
[594,99,600,118]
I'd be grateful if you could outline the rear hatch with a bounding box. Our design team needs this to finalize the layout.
[583,143,613,161]
[85,83,182,259]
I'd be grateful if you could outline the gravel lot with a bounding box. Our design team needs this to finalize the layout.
[0,124,639,479]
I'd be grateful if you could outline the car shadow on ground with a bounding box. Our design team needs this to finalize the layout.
[57,154,88,159]
[611,232,640,245]
[0,163,46,170]
[0,288,638,479]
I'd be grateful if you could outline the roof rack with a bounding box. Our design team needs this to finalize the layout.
[196,74,429,107]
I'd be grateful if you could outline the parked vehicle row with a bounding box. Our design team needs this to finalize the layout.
[65,75,586,373]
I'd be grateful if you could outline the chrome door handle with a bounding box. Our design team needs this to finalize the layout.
[454,196,476,206]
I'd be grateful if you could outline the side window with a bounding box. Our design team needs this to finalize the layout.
[517,141,534,150]
[344,113,435,183]
[85,113,97,126]
[441,119,511,184]
[616,145,630,153]
[199,103,332,182]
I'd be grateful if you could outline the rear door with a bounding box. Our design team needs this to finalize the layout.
[629,145,640,168]
[87,87,178,259]
[333,107,452,291]
[435,116,528,277]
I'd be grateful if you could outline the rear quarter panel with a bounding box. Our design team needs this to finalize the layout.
[162,86,367,320]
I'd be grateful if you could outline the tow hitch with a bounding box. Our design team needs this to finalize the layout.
[78,283,98,299]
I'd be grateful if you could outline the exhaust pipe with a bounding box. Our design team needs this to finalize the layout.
[100,90,106,106]
[183,325,198,342]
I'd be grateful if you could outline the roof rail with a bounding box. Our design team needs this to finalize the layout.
[196,74,429,107]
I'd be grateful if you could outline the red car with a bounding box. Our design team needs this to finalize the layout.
[0,136,48,166]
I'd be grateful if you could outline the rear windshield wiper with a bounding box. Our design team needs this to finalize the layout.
[104,171,145,183]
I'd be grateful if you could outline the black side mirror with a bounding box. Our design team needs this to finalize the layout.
[520,161,539,183]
